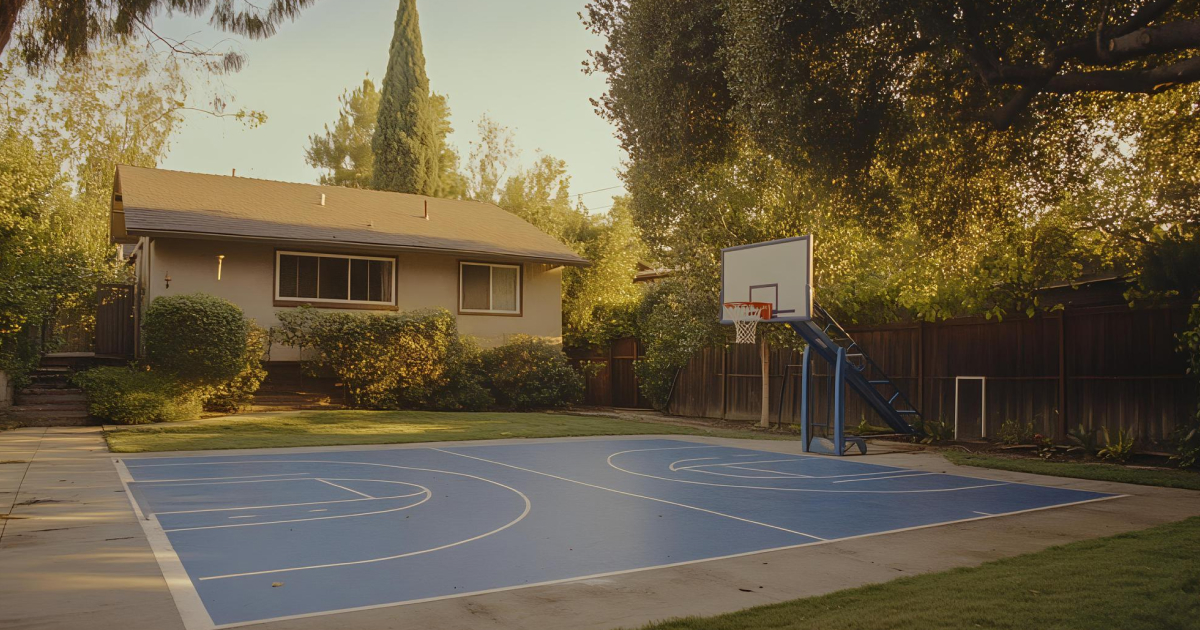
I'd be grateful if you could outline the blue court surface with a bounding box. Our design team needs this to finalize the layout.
[117,438,1119,629]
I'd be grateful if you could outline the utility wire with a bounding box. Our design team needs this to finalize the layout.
[575,185,623,196]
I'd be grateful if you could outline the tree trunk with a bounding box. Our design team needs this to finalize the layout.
[759,338,770,428]
[0,0,25,58]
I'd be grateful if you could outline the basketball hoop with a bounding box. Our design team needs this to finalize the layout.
[724,302,771,344]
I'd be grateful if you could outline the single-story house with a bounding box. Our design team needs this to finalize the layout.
[109,165,589,361]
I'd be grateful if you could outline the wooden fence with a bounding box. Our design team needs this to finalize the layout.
[569,337,652,409]
[666,303,1197,446]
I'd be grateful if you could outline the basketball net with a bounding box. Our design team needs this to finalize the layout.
[724,302,771,344]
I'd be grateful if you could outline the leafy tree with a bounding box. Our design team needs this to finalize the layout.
[462,114,517,203]
[0,44,185,381]
[5,0,314,75]
[562,198,646,347]
[498,154,590,243]
[0,132,111,382]
[371,0,443,196]
[307,77,464,195]
[306,77,381,189]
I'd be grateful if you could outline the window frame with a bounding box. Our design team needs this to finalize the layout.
[458,261,523,316]
[274,249,397,309]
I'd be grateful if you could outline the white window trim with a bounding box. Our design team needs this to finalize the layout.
[459,261,522,314]
[274,250,397,306]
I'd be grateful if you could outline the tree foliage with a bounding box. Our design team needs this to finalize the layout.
[582,0,1200,405]
[582,0,1200,323]
[307,76,464,196]
[371,0,444,196]
[5,0,314,76]
[0,44,184,381]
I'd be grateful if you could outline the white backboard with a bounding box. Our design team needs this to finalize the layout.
[720,235,813,323]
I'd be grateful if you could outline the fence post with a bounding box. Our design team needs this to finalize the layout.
[1058,311,1067,438]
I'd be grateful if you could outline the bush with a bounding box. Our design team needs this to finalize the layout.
[74,366,201,425]
[273,307,458,408]
[203,325,268,413]
[144,294,250,386]
[428,338,494,411]
[1099,426,1137,464]
[483,336,583,410]
[998,419,1035,445]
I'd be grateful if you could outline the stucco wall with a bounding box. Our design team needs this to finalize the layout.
[143,237,564,361]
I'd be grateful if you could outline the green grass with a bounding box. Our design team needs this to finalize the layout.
[944,451,1200,491]
[634,517,1200,630]
[104,410,797,453]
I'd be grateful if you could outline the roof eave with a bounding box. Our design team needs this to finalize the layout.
[127,228,592,267]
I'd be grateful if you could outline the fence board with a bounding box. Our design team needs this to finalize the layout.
[665,303,1197,447]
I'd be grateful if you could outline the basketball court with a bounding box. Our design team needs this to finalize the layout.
[117,438,1119,629]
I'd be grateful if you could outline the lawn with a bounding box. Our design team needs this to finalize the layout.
[104,410,797,453]
[944,451,1200,492]
[634,516,1200,630]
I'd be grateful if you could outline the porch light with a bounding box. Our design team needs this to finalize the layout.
[164,272,171,289]
[217,255,225,280]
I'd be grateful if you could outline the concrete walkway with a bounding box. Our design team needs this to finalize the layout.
[2,427,1199,630]
[0,427,183,630]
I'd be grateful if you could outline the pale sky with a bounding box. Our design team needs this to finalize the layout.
[152,0,624,213]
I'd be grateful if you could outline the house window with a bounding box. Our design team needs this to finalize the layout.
[459,262,521,314]
[276,251,395,305]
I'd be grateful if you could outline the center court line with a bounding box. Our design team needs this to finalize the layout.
[164,491,432,533]
[832,472,937,484]
[155,493,423,516]
[137,473,311,484]
[428,447,826,542]
[316,478,375,498]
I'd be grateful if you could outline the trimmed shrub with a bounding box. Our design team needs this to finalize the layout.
[74,366,201,425]
[428,338,494,411]
[144,294,250,386]
[273,307,458,408]
[483,336,583,410]
[203,325,268,413]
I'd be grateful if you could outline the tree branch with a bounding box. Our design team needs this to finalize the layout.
[1106,19,1200,60]
[1044,55,1200,93]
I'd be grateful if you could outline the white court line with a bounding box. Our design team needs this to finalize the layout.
[228,515,257,519]
[206,492,1129,630]
[112,443,1130,630]
[164,491,431,533]
[429,448,825,542]
[316,478,375,498]
[141,477,322,488]
[149,461,534,581]
[974,510,994,516]
[164,484,432,532]
[610,446,1010,494]
[677,458,810,470]
[832,472,937,484]
[114,460,215,630]
[137,473,310,483]
[155,493,421,516]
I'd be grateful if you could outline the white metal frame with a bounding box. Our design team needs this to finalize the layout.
[274,250,397,306]
[954,376,987,440]
[458,262,522,315]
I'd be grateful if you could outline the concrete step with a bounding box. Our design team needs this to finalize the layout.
[8,403,89,415]
[16,390,88,405]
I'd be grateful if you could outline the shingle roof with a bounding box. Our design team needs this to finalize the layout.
[112,165,589,266]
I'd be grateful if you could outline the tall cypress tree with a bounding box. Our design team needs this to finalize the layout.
[371,0,441,195]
